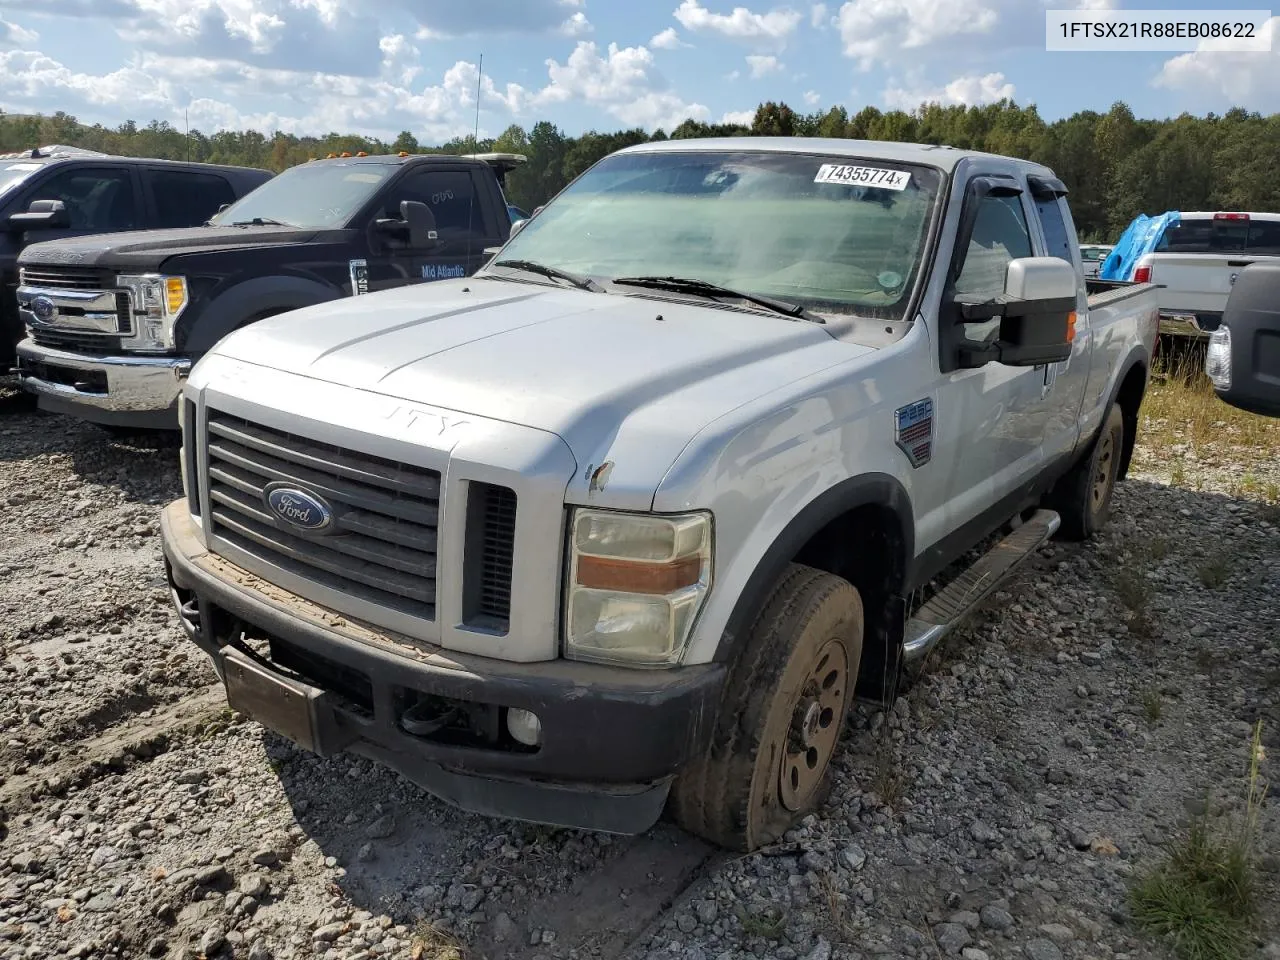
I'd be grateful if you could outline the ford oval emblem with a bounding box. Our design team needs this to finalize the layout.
[30,295,57,324]
[264,484,334,533]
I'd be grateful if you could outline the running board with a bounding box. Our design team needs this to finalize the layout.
[903,509,1061,663]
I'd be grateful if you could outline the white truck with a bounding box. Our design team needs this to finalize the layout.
[1129,211,1280,339]
[160,138,1159,852]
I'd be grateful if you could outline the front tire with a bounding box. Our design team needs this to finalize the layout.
[670,563,864,851]
[1051,403,1124,541]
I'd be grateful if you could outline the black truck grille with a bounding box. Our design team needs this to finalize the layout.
[28,329,125,354]
[19,267,108,290]
[204,410,441,623]
[463,483,517,630]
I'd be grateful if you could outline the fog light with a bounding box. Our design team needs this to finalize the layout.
[506,708,542,747]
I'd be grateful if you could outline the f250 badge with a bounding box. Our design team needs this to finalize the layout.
[349,259,370,296]
[895,398,935,468]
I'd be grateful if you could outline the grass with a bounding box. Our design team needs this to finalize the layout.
[736,903,786,940]
[409,922,468,960]
[1142,688,1163,725]
[1111,559,1160,641]
[1197,553,1233,590]
[1131,721,1269,960]
[1139,348,1280,476]
[871,746,907,811]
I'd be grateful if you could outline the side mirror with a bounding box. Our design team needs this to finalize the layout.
[399,200,438,249]
[1206,262,1280,418]
[373,200,439,250]
[957,257,1078,368]
[8,199,71,231]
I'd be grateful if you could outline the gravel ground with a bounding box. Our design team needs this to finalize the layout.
[1,385,1277,960]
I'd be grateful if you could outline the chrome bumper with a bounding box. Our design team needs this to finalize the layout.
[15,339,188,429]
[1158,311,1218,339]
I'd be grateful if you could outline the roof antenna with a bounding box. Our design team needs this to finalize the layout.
[185,108,191,163]
[465,54,482,274]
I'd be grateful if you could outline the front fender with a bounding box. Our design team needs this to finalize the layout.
[179,275,342,354]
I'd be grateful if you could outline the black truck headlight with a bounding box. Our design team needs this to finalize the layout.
[118,274,188,351]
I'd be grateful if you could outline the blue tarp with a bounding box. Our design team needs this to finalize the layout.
[1099,211,1180,280]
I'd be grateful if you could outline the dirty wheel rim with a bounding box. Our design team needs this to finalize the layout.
[1091,430,1116,513]
[779,638,849,812]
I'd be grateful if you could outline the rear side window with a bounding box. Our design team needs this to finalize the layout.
[26,167,139,231]
[1245,220,1280,256]
[1034,195,1074,264]
[147,170,238,228]
[388,169,490,241]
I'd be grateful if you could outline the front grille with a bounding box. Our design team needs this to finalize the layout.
[29,329,125,354]
[463,483,517,630]
[204,410,441,623]
[19,267,108,290]
[183,399,201,520]
[115,292,134,335]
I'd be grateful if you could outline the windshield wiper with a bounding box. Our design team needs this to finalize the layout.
[490,259,603,292]
[229,217,296,228]
[611,276,825,324]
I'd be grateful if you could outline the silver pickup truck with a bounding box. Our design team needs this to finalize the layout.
[160,138,1159,851]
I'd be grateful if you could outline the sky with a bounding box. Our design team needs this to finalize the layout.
[0,0,1276,143]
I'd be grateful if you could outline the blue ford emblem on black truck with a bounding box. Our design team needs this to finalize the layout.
[264,485,334,532]
[31,295,57,324]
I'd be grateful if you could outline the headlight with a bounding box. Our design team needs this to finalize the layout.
[117,274,188,352]
[564,509,712,667]
[1205,326,1232,390]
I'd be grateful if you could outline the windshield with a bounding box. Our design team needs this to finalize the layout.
[210,161,396,229]
[490,150,942,322]
[0,162,42,203]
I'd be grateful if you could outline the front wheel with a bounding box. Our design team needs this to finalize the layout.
[1050,403,1125,541]
[670,563,864,851]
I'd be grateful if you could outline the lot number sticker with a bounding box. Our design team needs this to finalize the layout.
[814,164,911,191]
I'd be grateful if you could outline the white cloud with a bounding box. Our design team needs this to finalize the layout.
[674,0,802,47]
[397,0,594,37]
[1154,16,1278,109]
[882,71,1015,109]
[809,3,827,27]
[539,41,709,130]
[834,0,1111,70]
[650,26,688,49]
[559,11,592,36]
[836,0,997,70]
[0,16,37,45]
[746,53,783,77]
[803,88,821,105]
[722,109,755,124]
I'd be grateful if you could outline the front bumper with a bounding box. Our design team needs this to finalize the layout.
[1158,310,1221,339]
[160,501,724,835]
[14,339,188,429]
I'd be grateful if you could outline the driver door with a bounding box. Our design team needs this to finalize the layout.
[927,177,1055,530]
[362,167,500,293]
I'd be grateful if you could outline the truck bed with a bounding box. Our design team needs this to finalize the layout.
[1086,277,1158,309]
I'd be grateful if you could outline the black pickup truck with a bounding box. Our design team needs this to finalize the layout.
[1205,261,1280,418]
[2,146,271,383]
[14,151,524,431]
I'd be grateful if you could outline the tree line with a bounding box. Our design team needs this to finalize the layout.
[4,100,1278,242]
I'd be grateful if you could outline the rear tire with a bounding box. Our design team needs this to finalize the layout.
[1050,403,1124,541]
[670,563,863,851]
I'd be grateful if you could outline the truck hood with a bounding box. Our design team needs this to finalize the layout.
[18,224,323,270]
[214,277,871,508]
